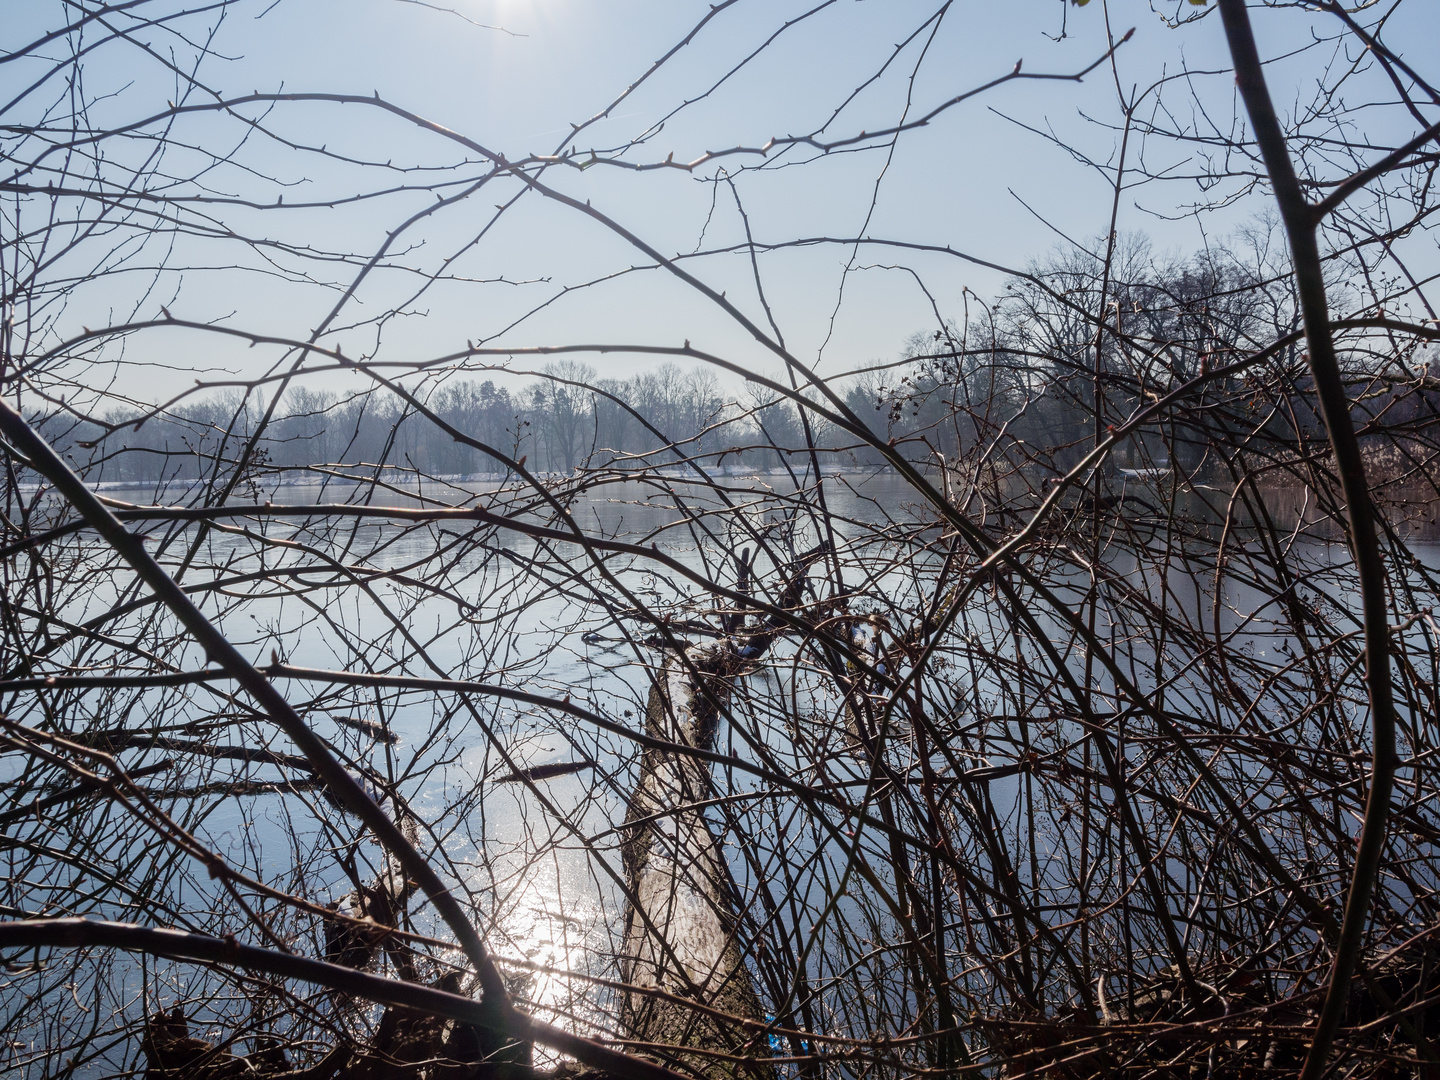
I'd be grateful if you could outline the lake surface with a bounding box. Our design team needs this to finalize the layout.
[4,468,1434,1073]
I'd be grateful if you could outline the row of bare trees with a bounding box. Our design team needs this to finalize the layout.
[56,363,739,485]
[67,233,1434,488]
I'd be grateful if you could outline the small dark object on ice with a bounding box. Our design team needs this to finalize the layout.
[496,759,596,784]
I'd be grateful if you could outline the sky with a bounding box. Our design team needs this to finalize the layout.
[6,0,1439,406]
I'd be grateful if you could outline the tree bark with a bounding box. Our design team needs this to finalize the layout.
[620,633,783,1080]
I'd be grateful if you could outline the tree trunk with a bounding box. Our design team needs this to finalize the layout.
[620,643,775,1080]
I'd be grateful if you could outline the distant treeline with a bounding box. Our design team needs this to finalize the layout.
[43,363,879,486]
[35,242,1440,489]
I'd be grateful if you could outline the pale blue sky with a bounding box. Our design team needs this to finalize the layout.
[7,0,1438,404]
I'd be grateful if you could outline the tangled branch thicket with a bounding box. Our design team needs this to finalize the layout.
[3,1,1440,1077]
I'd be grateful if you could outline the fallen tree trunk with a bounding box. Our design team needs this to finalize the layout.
[620,646,772,1080]
[620,553,809,1079]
